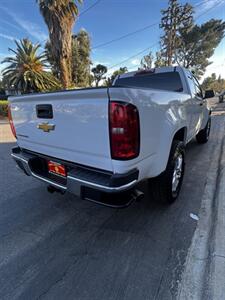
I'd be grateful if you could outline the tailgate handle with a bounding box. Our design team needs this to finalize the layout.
[36,104,53,119]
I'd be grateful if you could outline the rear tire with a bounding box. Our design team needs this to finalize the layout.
[149,140,185,205]
[196,116,211,144]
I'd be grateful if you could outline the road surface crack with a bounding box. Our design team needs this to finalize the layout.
[37,209,119,299]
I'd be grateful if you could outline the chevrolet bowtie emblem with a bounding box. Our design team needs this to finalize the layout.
[37,122,55,132]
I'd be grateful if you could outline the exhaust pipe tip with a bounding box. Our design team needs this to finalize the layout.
[131,189,145,202]
[47,185,55,193]
[47,185,65,195]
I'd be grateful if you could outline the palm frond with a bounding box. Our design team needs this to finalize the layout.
[2,38,59,93]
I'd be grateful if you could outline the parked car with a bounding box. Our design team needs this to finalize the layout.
[8,66,214,207]
[218,91,225,103]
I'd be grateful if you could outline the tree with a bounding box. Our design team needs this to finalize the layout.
[140,51,154,69]
[160,0,193,66]
[45,40,60,79]
[201,73,216,91]
[202,73,225,93]
[1,39,59,94]
[89,73,95,87]
[91,64,108,87]
[160,0,225,78]
[154,50,166,67]
[105,67,127,86]
[45,30,92,87]
[72,30,91,87]
[0,80,5,95]
[37,0,82,88]
[176,19,225,78]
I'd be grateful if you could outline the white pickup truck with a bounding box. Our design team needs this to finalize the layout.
[8,66,214,207]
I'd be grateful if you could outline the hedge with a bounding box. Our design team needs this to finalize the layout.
[0,100,8,117]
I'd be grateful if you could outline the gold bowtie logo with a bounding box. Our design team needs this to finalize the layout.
[37,122,55,132]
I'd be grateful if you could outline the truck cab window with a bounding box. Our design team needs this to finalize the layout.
[187,74,196,97]
[193,76,203,99]
[114,72,183,92]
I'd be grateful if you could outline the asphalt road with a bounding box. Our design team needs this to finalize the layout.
[0,108,224,300]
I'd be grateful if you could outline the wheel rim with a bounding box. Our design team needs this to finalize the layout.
[172,154,183,193]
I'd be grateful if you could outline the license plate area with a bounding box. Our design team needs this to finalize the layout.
[48,161,67,177]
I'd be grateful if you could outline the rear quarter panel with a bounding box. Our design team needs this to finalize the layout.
[108,87,191,179]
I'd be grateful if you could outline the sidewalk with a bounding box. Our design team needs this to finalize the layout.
[0,121,16,143]
[208,138,225,299]
[178,100,225,299]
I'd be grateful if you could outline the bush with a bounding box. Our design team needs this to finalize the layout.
[0,100,8,117]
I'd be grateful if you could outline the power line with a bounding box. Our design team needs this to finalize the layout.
[106,0,225,72]
[195,0,225,20]
[38,0,102,45]
[90,0,218,51]
[107,42,159,71]
[79,0,102,17]
[91,0,214,50]
[92,22,158,49]
[39,0,214,47]
[193,0,214,9]
[37,0,224,71]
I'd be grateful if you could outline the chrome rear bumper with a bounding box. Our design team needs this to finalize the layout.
[11,147,138,198]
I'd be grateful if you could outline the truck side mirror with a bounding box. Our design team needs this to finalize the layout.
[204,90,215,99]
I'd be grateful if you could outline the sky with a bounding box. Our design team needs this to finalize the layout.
[0,0,224,80]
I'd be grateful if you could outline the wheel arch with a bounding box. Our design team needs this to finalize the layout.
[173,127,187,144]
[147,126,187,179]
[164,127,187,169]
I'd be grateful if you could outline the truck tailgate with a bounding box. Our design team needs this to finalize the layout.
[9,88,113,171]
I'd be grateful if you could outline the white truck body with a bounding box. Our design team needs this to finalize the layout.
[9,66,211,206]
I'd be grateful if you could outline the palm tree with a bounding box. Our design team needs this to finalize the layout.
[2,38,59,94]
[37,0,82,89]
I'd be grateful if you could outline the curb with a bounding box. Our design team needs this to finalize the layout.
[177,118,225,299]
[207,136,225,299]
[0,119,8,124]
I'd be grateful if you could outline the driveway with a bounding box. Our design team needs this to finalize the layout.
[0,102,224,300]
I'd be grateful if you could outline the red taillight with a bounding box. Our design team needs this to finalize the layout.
[109,101,140,160]
[8,105,17,139]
